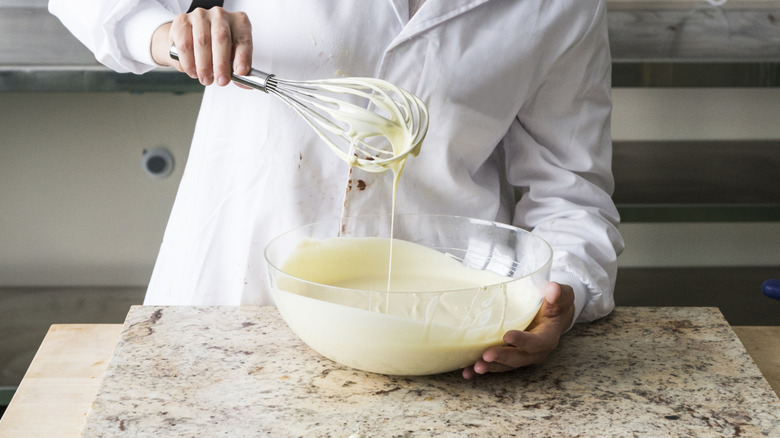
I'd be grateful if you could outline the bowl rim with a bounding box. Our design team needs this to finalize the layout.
[264,213,553,295]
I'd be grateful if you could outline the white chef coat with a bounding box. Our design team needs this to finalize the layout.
[49,0,625,325]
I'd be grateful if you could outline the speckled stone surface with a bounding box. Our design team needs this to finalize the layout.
[81,306,780,437]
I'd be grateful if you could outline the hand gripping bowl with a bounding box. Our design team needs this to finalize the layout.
[264,214,553,376]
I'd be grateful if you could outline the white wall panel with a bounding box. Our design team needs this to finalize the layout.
[0,92,201,286]
[612,88,780,141]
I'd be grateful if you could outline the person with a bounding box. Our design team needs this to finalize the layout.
[49,0,624,379]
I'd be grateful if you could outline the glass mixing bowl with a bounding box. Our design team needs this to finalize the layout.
[264,214,552,376]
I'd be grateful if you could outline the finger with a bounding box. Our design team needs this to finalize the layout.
[483,344,550,369]
[544,281,562,309]
[472,358,516,375]
[230,11,253,75]
[465,343,550,378]
[503,326,559,354]
[208,8,233,86]
[170,14,196,77]
[545,282,575,316]
[462,366,477,379]
[525,283,575,334]
[189,8,215,85]
[541,282,576,332]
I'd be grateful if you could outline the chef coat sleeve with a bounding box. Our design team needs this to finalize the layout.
[505,0,625,328]
[49,0,184,73]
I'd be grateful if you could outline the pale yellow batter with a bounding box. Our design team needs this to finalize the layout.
[272,237,542,375]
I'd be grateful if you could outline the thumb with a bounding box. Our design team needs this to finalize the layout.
[536,282,575,329]
[542,282,565,316]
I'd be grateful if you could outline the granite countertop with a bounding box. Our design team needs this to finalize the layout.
[81,306,780,437]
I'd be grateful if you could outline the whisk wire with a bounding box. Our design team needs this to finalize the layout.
[170,43,428,173]
[270,76,426,171]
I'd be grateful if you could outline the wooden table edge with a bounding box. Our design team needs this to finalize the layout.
[0,324,123,438]
[732,326,780,397]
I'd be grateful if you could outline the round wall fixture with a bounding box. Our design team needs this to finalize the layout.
[142,147,174,179]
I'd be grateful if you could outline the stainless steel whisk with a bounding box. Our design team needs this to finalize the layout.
[170,45,428,173]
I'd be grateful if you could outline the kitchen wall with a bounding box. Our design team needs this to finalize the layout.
[613,88,780,268]
[0,92,200,286]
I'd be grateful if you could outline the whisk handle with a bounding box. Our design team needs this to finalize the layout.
[169,44,274,93]
[231,70,274,93]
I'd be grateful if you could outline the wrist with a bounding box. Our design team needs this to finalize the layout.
[151,22,173,66]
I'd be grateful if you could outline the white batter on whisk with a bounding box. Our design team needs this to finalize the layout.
[296,76,426,174]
